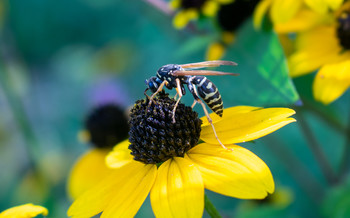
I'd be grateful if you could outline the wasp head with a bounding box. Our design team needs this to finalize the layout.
[145,77,159,93]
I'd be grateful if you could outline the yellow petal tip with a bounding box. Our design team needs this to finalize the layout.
[0,203,48,218]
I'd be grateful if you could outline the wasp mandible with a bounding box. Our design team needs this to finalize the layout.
[144,60,238,150]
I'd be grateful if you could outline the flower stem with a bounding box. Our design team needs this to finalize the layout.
[263,136,324,204]
[338,97,350,181]
[301,98,346,133]
[296,110,337,185]
[204,194,222,218]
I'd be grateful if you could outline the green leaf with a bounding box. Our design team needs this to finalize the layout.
[219,19,300,106]
[322,178,350,218]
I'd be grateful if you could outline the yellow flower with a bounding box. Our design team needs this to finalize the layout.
[288,3,350,104]
[171,0,234,29]
[67,104,129,199]
[68,94,295,218]
[0,204,48,218]
[237,186,294,216]
[253,0,343,31]
[67,148,114,199]
[206,41,227,61]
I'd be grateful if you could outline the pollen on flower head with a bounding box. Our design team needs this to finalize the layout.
[337,12,350,50]
[128,92,202,164]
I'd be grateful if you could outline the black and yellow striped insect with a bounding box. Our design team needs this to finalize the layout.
[145,60,238,150]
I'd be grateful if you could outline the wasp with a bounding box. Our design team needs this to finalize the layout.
[144,60,238,150]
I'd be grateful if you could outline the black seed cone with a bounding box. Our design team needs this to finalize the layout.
[85,104,129,148]
[129,92,202,164]
[181,0,206,9]
[217,0,260,32]
[337,12,350,50]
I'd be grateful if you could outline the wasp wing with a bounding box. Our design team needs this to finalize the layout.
[179,60,237,69]
[172,70,239,76]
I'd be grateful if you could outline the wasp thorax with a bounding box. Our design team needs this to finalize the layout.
[181,0,206,9]
[128,92,202,164]
[337,12,350,50]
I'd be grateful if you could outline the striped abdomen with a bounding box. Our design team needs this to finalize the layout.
[192,76,223,117]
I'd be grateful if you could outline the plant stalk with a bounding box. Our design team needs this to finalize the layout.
[205,194,222,218]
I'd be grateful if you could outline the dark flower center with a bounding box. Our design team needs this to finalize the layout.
[217,0,259,31]
[128,92,202,164]
[337,12,350,50]
[180,0,206,9]
[86,104,129,148]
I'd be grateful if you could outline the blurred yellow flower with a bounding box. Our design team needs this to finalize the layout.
[288,2,350,104]
[68,99,296,218]
[0,204,48,218]
[253,0,343,31]
[171,0,234,29]
[237,186,294,216]
[205,0,258,61]
[67,148,113,199]
[67,104,129,199]
[206,42,226,60]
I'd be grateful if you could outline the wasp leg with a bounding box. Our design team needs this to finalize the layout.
[196,100,232,151]
[172,78,183,123]
[188,80,231,151]
[144,88,152,100]
[148,80,167,107]
[191,100,197,108]
[174,92,178,101]
[144,88,149,96]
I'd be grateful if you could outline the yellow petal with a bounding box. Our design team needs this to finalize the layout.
[206,42,226,61]
[67,148,112,200]
[214,0,234,4]
[278,34,294,57]
[0,203,48,218]
[325,0,344,10]
[68,161,157,218]
[150,158,204,218]
[304,0,328,14]
[269,187,294,207]
[202,1,219,17]
[169,0,180,9]
[274,9,332,33]
[173,9,198,29]
[105,139,133,169]
[313,60,350,104]
[173,11,190,29]
[270,0,303,24]
[253,0,273,29]
[186,143,274,199]
[304,0,343,14]
[288,26,346,77]
[200,106,296,144]
[201,106,260,125]
[221,31,235,44]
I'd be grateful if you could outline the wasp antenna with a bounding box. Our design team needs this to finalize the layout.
[173,70,239,76]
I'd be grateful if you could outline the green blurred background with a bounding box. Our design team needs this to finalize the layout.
[0,0,350,217]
